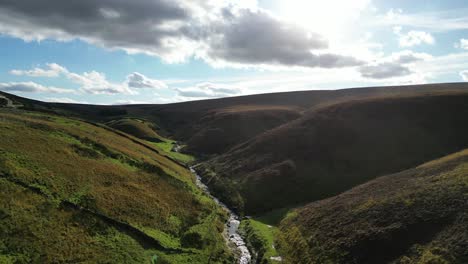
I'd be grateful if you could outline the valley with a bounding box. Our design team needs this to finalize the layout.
[1,82,467,263]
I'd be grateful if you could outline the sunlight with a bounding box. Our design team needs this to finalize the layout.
[276,0,371,38]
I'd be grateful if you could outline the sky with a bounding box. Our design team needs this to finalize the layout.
[0,0,467,104]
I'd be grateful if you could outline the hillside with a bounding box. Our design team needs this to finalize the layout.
[106,118,164,142]
[0,108,231,263]
[200,92,468,214]
[4,83,468,156]
[183,105,301,154]
[278,148,468,264]
[127,83,468,155]
[1,84,468,263]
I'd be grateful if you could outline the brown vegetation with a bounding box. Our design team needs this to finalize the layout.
[278,149,468,264]
[204,93,468,214]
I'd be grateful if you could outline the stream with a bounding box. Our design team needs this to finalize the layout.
[190,167,252,264]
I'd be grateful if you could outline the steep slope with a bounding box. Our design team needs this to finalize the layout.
[184,105,301,154]
[278,149,468,264]
[200,93,468,214]
[0,108,231,263]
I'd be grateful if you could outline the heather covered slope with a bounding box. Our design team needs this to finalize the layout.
[184,105,301,154]
[201,93,468,214]
[0,109,231,263]
[4,83,468,156]
[278,149,468,264]
[130,83,468,155]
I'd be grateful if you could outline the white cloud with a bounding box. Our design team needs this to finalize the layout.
[455,39,468,50]
[113,100,152,105]
[175,82,241,98]
[0,81,73,93]
[381,8,468,32]
[9,64,168,95]
[44,97,88,104]
[412,52,468,76]
[460,70,468,81]
[393,27,434,47]
[9,63,68,77]
[67,71,134,95]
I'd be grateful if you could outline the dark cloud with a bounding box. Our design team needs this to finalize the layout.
[0,0,190,58]
[359,50,431,79]
[0,1,362,68]
[0,0,185,21]
[359,62,411,79]
[392,50,431,64]
[126,72,167,89]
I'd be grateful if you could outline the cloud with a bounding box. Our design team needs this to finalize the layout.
[175,82,241,98]
[0,0,203,62]
[359,62,411,79]
[0,1,362,69]
[390,50,432,64]
[359,50,433,80]
[127,72,168,89]
[381,8,468,32]
[9,64,168,94]
[67,71,134,95]
[393,27,434,47]
[204,9,363,68]
[460,70,468,81]
[455,39,468,50]
[10,63,68,77]
[113,99,152,105]
[359,50,432,79]
[0,81,73,93]
[44,97,88,104]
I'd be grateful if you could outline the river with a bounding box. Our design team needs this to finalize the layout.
[190,167,252,264]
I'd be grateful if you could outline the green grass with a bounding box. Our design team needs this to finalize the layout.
[0,109,230,263]
[240,218,281,263]
[150,139,195,164]
[254,207,293,226]
[106,118,163,141]
[140,227,181,249]
[238,207,294,263]
[239,208,295,264]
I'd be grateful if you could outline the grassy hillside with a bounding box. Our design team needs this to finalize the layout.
[104,117,194,164]
[1,84,468,263]
[0,108,231,263]
[106,118,163,142]
[201,93,468,214]
[278,148,468,264]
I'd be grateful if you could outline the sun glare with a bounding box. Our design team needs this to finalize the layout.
[277,0,371,38]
